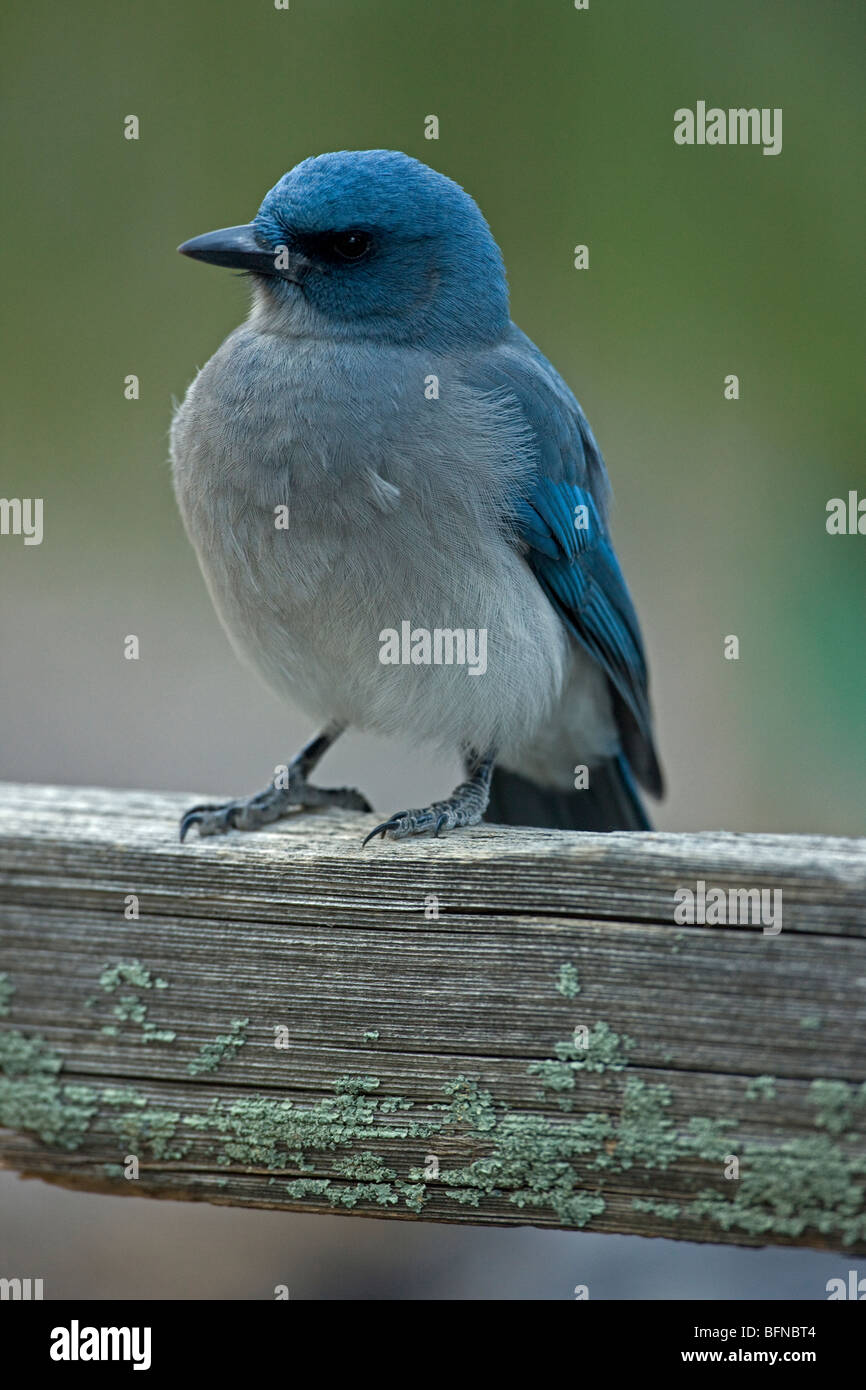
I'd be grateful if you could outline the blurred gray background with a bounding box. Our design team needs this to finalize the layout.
[1,0,863,1297]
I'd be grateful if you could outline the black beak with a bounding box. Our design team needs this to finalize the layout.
[178,223,283,275]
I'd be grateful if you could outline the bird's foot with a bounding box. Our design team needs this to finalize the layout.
[362,755,494,845]
[180,775,371,842]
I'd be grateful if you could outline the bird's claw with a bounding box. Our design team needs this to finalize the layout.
[362,803,467,845]
[179,802,242,841]
[180,780,372,843]
[362,814,408,847]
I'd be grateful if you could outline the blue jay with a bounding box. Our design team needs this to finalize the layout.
[171,150,663,843]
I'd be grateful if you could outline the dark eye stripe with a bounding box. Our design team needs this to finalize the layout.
[293,229,374,265]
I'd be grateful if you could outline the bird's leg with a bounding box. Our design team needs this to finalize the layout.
[180,721,371,841]
[363,748,495,845]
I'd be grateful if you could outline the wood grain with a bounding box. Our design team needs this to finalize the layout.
[1,782,864,1250]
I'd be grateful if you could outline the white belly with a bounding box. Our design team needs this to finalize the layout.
[171,326,617,779]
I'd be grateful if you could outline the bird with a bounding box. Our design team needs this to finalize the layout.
[171,149,663,845]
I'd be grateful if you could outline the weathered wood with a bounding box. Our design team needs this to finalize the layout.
[1,781,865,1250]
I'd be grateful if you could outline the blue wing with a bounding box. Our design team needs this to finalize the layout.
[468,326,663,797]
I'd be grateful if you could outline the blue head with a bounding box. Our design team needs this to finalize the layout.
[179,150,510,349]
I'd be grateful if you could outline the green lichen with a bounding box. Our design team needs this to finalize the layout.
[0,1030,61,1079]
[90,962,173,1044]
[140,1024,176,1044]
[800,1015,823,1030]
[64,1084,96,1104]
[187,1018,248,1076]
[0,1030,96,1150]
[528,1021,634,1109]
[113,994,148,1024]
[614,1082,866,1245]
[745,1075,778,1102]
[285,1173,412,1210]
[441,1185,486,1207]
[441,1076,498,1132]
[0,973,15,1017]
[111,1109,190,1162]
[437,1108,609,1225]
[607,1079,679,1171]
[100,960,161,993]
[684,1114,737,1159]
[201,1074,437,1173]
[688,1135,866,1245]
[633,1197,682,1219]
[333,1151,396,1182]
[808,1079,864,1137]
[2,966,864,1244]
[336,1182,399,1209]
[102,1087,148,1108]
[399,1183,427,1213]
[338,1076,380,1093]
[363,1030,380,1043]
[556,963,580,999]
[429,1076,728,1227]
[285,1178,332,1199]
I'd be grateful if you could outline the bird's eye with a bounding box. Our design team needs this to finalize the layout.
[329,230,372,261]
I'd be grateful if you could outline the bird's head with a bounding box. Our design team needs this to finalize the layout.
[178,149,510,348]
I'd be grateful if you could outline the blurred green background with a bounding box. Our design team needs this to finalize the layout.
[1,0,863,1298]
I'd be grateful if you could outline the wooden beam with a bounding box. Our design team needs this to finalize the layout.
[1,781,865,1250]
